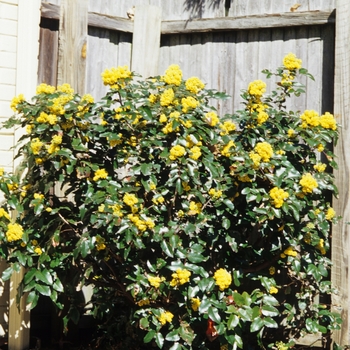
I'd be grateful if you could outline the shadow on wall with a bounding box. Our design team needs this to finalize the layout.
[183,0,228,18]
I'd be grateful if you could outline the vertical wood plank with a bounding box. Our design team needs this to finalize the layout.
[57,0,88,94]
[131,5,161,78]
[332,0,350,346]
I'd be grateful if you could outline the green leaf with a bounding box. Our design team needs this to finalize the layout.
[250,317,264,332]
[26,291,39,309]
[144,330,156,343]
[2,266,13,281]
[227,314,240,330]
[36,284,51,297]
[155,332,164,349]
[36,269,53,285]
[263,317,278,328]
[165,329,180,342]
[208,306,221,324]
[53,278,64,292]
[261,305,279,317]
[160,240,174,257]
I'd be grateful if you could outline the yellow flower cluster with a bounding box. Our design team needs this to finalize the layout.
[299,173,318,194]
[36,112,57,125]
[188,201,202,215]
[93,168,108,182]
[300,110,320,128]
[313,163,326,173]
[101,66,132,89]
[160,88,175,106]
[254,142,273,162]
[248,80,266,97]
[36,83,56,94]
[320,112,337,130]
[163,64,182,86]
[280,246,297,258]
[269,286,278,294]
[128,213,155,232]
[287,129,296,138]
[169,145,186,160]
[0,208,10,220]
[10,94,25,111]
[249,151,261,168]
[283,53,302,71]
[57,83,74,94]
[189,146,201,160]
[31,138,43,155]
[220,120,236,135]
[276,341,289,350]
[185,77,205,94]
[148,275,165,288]
[49,94,74,115]
[205,111,219,126]
[316,239,326,255]
[123,193,139,207]
[326,207,336,221]
[213,268,232,291]
[269,187,289,208]
[95,235,106,251]
[6,223,24,242]
[191,297,201,311]
[182,96,199,113]
[158,311,174,325]
[170,269,191,287]
[209,188,222,199]
[221,140,235,157]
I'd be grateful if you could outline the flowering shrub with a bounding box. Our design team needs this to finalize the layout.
[0,54,342,349]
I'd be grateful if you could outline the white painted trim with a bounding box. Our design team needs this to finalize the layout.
[8,0,41,349]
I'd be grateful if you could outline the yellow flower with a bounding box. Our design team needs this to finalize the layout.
[188,201,202,215]
[160,88,175,106]
[0,168,4,177]
[191,297,201,311]
[316,239,326,255]
[148,276,165,288]
[317,144,324,152]
[6,223,24,242]
[93,168,108,182]
[320,112,337,130]
[10,94,25,111]
[149,94,157,103]
[36,83,55,94]
[221,140,235,157]
[189,146,201,160]
[313,163,326,173]
[185,77,205,93]
[101,66,132,89]
[299,173,318,194]
[220,120,236,135]
[0,208,11,220]
[123,193,139,207]
[269,187,289,208]
[281,246,297,258]
[300,109,320,128]
[34,193,45,201]
[149,182,156,190]
[209,188,222,199]
[169,145,186,160]
[287,129,296,138]
[326,207,336,221]
[269,286,278,294]
[248,80,266,97]
[182,96,199,113]
[159,114,167,123]
[137,299,150,307]
[31,138,43,155]
[257,111,269,125]
[276,341,289,350]
[81,94,94,104]
[163,64,182,86]
[283,53,302,70]
[57,83,74,94]
[269,266,276,275]
[34,247,42,255]
[254,142,273,162]
[205,111,219,126]
[158,311,174,325]
[213,268,232,291]
[249,152,261,168]
[52,134,62,145]
[170,269,191,287]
